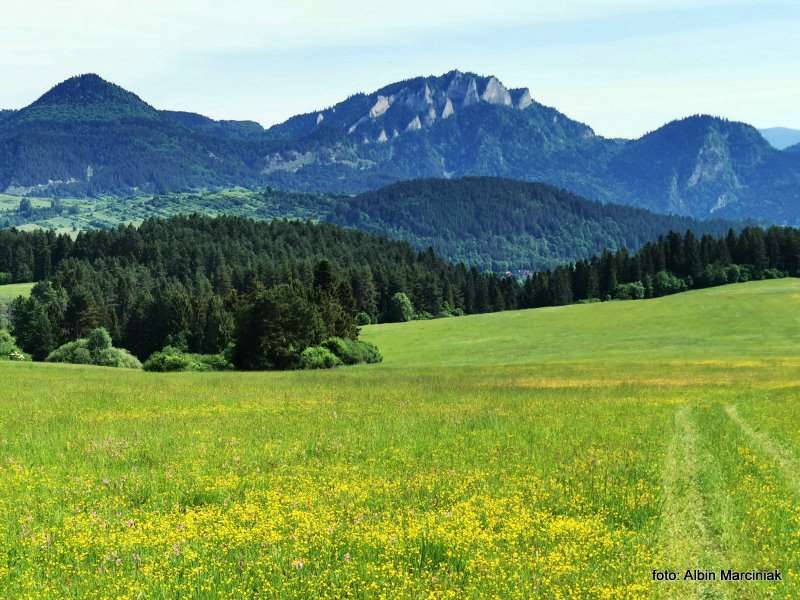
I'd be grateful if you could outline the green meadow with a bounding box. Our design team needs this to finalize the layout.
[2,279,799,598]
[0,282,34,304]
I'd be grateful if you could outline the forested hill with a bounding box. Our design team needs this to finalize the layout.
[330,178,737,271]
[0,74,267,196]
[3,178,739,273]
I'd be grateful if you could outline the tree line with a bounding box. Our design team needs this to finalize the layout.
[2,216,798,368]
[1,216,506,365]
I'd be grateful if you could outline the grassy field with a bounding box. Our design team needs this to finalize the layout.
[0,282,34,304]
[1,279,799,598]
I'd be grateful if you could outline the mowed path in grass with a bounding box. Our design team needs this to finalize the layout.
[1,280,800,598]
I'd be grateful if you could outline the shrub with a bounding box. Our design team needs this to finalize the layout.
[386,292,414,323]
[322,337,383,365]
[0,329,30,361]
[143,348,194,372]
[355,312,372,326]
[699,264,729,287]
[728,264,753,283]
[143,346,232,372]
[46,328,142,369]
[94,347,143,369]
[438,303,464,318]
[300,346,343,369]
[613,281,645,301]
[652,271,688,297]
[197,353,233,371]
[87,327,112,352]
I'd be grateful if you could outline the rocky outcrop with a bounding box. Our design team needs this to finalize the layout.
[463,78,480,107]
[511,88,533,110]
[441,98,455,119]
[406,116,422,131]
[336,71,535,142]
[369,96,391,118]
[481,77,512,106]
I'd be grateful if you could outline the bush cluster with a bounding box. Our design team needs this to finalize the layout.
[300,346,342,370]
[299,337,383,370]
[322,337,383,365]
[0,329,30,361]
[143,346,232,372]
[46,328,142,369]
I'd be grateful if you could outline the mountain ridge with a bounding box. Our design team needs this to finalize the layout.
[759,127,800,150]
[1,71,798,224]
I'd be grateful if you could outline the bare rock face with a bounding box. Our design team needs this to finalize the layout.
[424,105,438,126]
[687,129,740,190]
[406,115,422,131]
[511,88,533,110]
[423,83,433,105]
[342,71,536,141]
[463,78,480,107]
[481,77,512,106]
[441,98,455,119]
[369,95,392,119]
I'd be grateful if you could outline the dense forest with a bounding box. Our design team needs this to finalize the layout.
[3,178,737,273]
[1,216,798,369]
[0,217,503,364]
[329,178,736,271]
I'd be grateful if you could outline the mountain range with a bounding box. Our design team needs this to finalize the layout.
[1,72,799,224]
[759,127,800,150]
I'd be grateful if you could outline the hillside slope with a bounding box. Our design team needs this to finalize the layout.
[362,279,800,366]
[607,116,800,222]
[330,178,736,271]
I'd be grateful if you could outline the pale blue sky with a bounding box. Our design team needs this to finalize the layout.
[2,0,798,138]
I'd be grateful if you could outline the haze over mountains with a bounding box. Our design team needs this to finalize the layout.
[1,72,799,224]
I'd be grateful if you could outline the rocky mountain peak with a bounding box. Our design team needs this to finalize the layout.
[336,71,534,141]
